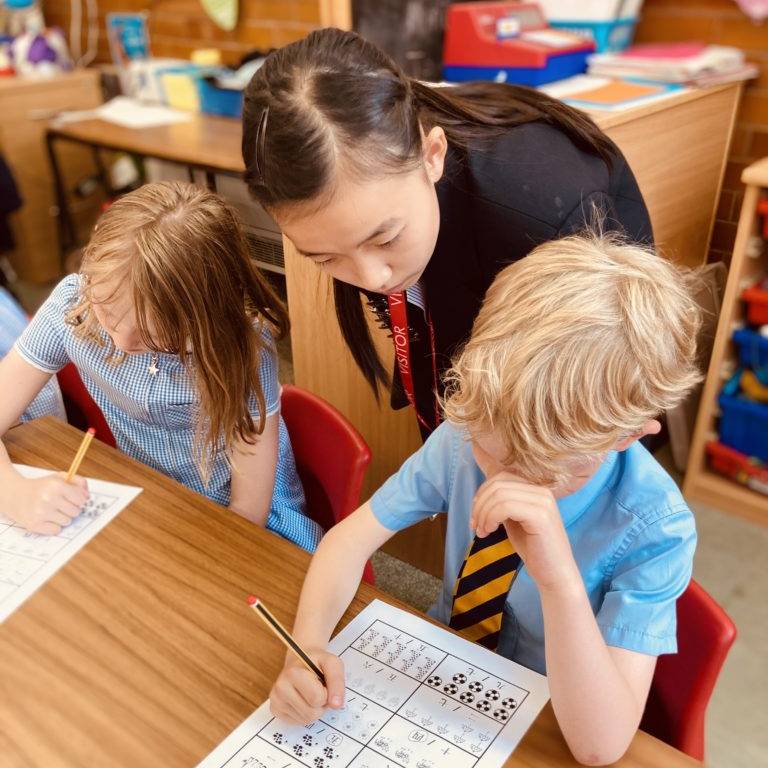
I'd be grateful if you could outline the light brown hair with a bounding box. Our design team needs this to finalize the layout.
[443,233,702,484]
[67,181,288,478]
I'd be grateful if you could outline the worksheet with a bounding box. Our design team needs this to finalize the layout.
[198,600,549,768]
[0,464,142,623]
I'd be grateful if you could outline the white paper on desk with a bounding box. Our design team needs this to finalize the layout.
[198,599,549,768]
[55,96,193,129]
[0,465,141,623]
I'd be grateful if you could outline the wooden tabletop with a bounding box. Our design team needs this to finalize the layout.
[49,112,245,174]
[0,418,701,767]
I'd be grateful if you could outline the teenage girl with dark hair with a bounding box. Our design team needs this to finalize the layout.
[242,28,652,438]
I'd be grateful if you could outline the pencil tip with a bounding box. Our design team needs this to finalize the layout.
[247,595,258,605]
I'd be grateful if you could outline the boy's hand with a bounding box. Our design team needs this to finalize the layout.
[471,473,580,594]
[269,650,345,724]
[4,472,89,535]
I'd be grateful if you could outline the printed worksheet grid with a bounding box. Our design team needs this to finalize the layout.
[0,492,119,603]
[230,619,530,768]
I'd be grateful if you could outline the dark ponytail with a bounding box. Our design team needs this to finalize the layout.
[243,28,618,395]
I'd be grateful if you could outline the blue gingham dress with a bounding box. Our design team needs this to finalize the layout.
[14,275,323,552]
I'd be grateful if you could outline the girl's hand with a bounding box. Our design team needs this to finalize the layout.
[269,650,346,725]
[4,472,89,535]
[470,473,580,594]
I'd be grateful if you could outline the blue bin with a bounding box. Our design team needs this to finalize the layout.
[197,77,243,118]
[732,328,768,373]
[719,393,768,463]
[550,18,638,53]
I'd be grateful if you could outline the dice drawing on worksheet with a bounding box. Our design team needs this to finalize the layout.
[217,619,535,768]
[423,656,528,726]
[261,719,362,768]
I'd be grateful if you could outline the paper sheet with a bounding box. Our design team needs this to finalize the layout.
[541,75,684,112]
[198,600,549,768]
[55,96,193,129]
[0,465,142,623]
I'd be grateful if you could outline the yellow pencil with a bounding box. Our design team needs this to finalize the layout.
[65,427,96,483]
[247,595,327,685]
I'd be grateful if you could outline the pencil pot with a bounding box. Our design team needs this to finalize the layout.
[197,77,243,118]
[718,393,768,463]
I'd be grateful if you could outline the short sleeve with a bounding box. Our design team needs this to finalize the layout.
[254,325,280,419]
[14,276,78,374]
[369,421,460,532]
[597,507,697,657]
[21,378,66,422]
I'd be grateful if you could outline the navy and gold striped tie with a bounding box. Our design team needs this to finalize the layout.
[449,526,521,649]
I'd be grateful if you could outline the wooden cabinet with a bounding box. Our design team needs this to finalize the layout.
[0,70,103,283]
[684,158,768,526]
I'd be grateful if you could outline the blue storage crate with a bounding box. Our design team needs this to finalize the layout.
[732,328,768,373]
[197,76,243,118]
[550,18,638,53]
[719,393,768,463]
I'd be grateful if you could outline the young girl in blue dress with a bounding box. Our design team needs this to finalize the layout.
[0,181,322,551]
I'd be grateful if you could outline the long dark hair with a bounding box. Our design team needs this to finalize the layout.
[242,28,617,396]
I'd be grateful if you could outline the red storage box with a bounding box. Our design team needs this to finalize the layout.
[742,278,768,326]
[706,440,768,496]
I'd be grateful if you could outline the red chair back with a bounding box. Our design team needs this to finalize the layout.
[281,385,374,584]
[56,363,116,448]
[641,579,736,761]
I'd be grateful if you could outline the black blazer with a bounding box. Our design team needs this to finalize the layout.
[387,120,653,438]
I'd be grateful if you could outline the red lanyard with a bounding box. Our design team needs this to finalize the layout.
[387,292,441,432]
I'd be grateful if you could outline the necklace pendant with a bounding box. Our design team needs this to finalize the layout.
[148,355,159,376]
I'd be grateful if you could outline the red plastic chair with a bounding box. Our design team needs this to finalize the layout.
[281,385,374,584]
[56,363,116,447]
[641,579,736,761]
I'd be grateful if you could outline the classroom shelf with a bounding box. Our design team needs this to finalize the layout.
[684,158,768,525]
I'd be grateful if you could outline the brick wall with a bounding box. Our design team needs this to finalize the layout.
[635,0,768,262]
[42,0,322,67]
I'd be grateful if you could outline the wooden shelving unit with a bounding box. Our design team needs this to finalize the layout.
[684,158,768,525]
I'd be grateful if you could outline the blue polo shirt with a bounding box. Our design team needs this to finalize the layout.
[370,422,696,675]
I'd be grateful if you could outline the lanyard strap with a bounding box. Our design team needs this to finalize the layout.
[387,291,441,432]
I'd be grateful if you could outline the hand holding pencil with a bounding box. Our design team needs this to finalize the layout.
[2,428,93,536]
[249,596,347,725]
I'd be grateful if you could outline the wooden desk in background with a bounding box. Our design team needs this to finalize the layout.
[285,82,744,576]
[0,418,700,768]
[46,113,246,266]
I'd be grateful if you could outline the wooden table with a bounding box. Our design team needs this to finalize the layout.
[0,418,701,767]
[46,112,245,265]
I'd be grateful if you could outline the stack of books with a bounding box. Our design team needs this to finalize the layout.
[587,42,757,86]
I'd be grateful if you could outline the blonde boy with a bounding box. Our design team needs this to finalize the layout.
[269,234,701,765]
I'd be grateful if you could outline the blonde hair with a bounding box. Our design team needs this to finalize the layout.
[67,181,288,479]
[443,233,702,484]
